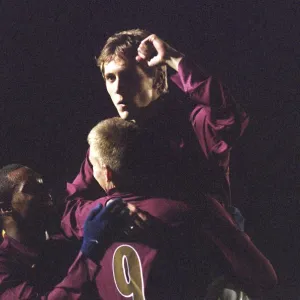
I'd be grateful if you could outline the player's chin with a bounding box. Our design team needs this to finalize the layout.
[119,110,130,120]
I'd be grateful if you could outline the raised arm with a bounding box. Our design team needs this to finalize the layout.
[136,33,249,159]
[171,57,249,159]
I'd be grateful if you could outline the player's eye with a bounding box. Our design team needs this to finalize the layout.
[22,184,36,195]
[23,182,49,198]
[105,74,115,82]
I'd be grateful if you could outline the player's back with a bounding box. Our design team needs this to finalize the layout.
[94,193,214,300]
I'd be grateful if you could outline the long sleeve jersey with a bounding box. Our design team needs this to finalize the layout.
[0,235,99,299]
[61,190,277,299]
[67,56,249,207]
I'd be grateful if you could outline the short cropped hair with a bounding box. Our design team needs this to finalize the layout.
[88,117,162,191]
[96,29,168,95]
[0,164,24,210]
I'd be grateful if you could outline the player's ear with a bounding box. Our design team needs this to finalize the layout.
[104,165,113,183]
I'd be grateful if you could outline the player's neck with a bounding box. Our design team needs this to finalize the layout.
[134,95,164,125]
[4,217,45,249]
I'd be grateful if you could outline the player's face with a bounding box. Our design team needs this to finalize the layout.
[9,167,53,229]
[89,146,107,192]
[104,57,157,120]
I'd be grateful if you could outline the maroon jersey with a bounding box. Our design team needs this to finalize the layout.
[67,56,249,207]
[61,190,277,299]
[0,234,98,299]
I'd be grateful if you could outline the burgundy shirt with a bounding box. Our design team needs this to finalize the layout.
[0,234,99,299]
[61,191,277,299]
[67,56,249,206]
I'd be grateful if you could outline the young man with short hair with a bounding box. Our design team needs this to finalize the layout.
[68,29,249,210]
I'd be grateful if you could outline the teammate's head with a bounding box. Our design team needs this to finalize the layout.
[88,117,159,193]
[96,29,168,120]
[0,164,52,233]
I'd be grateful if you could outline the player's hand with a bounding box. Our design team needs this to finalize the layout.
[136,34,184,71]
[123,203,150,236]
[106,199,172,247]
[105,199,150,237]
[81,199,127,261]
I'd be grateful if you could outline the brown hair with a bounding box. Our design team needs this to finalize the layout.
[96,29,168,95]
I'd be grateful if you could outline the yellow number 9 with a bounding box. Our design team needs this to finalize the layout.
[113,244,145,300]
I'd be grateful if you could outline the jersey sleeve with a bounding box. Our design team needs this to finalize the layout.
[199,196,278,296]
[170,57,249,163]
[66,148,104,200]
[0,252,99,300]
[61,198,102,240]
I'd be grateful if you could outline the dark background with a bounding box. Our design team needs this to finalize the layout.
[1,1,299,299]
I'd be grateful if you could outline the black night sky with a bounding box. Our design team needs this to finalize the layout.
[1,1,299,298]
